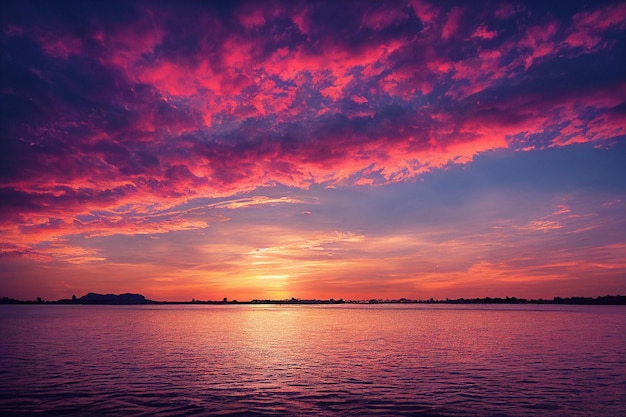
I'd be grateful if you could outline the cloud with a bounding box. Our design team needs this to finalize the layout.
[563,3,626,51]
[205,196,304,210]
[1,0,625,268]
[0,190,305,261]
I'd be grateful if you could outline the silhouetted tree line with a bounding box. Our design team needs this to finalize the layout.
[1,294,625,305]
[411,295,626,305]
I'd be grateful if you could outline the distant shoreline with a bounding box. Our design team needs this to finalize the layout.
[2,293,625,305]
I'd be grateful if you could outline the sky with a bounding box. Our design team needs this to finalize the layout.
[1,0,625,302]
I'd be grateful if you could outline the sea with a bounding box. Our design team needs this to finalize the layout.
[0,303,624,416]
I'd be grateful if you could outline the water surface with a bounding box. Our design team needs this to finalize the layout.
[1,304,624,416]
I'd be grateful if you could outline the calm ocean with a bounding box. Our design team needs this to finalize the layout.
[0,304,624,416]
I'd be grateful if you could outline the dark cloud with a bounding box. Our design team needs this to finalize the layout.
[0,187,42,219]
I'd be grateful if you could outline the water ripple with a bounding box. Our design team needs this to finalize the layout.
[1,304,625,416]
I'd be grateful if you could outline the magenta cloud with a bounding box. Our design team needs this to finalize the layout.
[1,0,625,259]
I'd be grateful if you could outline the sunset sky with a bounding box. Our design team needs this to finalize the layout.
[1,0,625,302]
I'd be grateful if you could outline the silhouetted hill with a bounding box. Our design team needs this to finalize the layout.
[77,292,152,304]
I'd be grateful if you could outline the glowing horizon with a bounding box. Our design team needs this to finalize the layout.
[1,0,625,301]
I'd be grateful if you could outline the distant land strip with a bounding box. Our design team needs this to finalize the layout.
[1,293,625,305]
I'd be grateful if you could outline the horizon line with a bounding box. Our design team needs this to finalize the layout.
[2,293,625,305]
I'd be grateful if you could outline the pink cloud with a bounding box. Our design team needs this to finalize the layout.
[564,3,626,51]
[442,7,463,40]
[38,34,83,59]
[471,24,497,40]
[2,0,624,277]
[495,3,517,20]
[409,0,440,26]
[360,6,410,30]
[238,8,266,29]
